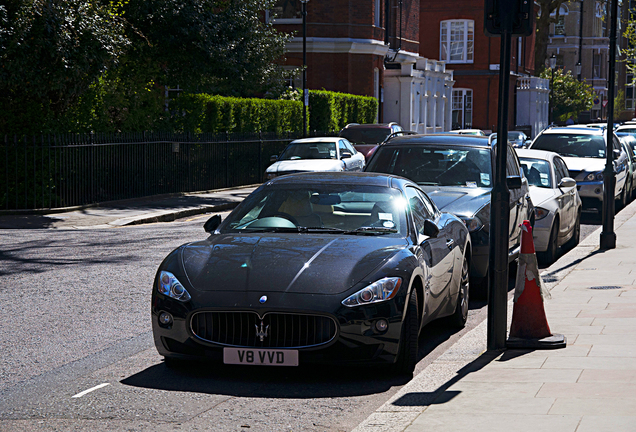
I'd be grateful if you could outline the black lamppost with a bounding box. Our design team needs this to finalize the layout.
[549,54,557,124]
[576,61,582,82]
[301,0,309,137]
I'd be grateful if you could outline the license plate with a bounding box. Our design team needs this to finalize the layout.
[223,348,299,366]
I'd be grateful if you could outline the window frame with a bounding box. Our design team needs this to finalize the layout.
[440,20,474,64]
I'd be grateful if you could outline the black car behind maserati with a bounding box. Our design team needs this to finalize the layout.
[152,172,470,375]
[365,134,533,294]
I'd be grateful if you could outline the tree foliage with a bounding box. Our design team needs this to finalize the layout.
[0,0,129,132]
[0,0,292,134]
[534,0,567,76]
[540,68,595,121]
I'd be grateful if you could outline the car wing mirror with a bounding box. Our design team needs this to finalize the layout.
[559,177,576,188]
[506,175,523,190]
[204,215,222,233]
[270,155,279,162]
[340,152,352,159]
[613,149,621,159]
[422,219,439,238]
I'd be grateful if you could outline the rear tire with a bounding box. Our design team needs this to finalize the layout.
[448,255,469,328]
[392,289,419,376]
[539,221,559,264]
[565,210,581,249]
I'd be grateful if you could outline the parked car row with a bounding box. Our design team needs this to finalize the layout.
[153,122,636,375]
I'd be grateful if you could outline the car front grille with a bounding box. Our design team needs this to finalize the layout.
[190,311,338,348]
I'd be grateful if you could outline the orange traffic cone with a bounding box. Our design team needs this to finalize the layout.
[507,220,566,349]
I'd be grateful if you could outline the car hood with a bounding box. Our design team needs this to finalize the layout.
[266,160,344,173]
[528,186,558,208]
[181,234,408,295]
[418,186,491,217]
[561,157,605,173]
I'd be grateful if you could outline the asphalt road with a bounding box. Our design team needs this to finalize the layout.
[0,205,608,431]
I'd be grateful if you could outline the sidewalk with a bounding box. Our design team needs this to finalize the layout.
[354,201,636,432]
[0,185,258,229]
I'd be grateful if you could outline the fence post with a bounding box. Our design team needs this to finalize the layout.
[225,131,230,188]
[258,131,263,183]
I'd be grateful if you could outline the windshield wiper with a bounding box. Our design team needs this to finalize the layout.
[344,226,398,235]
[297,226,347,233]
[417,181,440,186]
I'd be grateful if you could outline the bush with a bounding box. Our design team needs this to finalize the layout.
[308,90,378,132]
[171,94,303,134]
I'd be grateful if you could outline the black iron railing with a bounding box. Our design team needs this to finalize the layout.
[1,131,334,211]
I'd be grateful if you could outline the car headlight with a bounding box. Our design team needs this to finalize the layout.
[585,172,603,181]
[341,277,402,307]
[158,271,191,302]
[534,207,550,221]
[460,216,484,232]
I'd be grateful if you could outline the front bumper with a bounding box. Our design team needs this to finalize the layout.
[151,289,408,367]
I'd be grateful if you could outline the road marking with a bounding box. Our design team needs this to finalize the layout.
[72,383,110,398]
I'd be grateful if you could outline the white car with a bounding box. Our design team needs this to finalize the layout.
[516,148,582,264]
[266,137,365,180]
[529,126,629,211]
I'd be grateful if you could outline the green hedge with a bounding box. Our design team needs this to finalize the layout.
[172,90,378,134]
[171,94,303,134]
[308,90,378,132]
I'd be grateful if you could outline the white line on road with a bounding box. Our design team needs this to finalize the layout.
[71,383,110,398]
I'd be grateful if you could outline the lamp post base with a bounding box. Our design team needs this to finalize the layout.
[600,231,616,250]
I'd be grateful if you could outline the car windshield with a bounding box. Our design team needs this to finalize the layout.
[532,134,606,158]
[367,146,493,187]
[508,132,524,140]
[519,158,552,188]
[221,184,407,235]
[279,142,337,160]
[340,128,391,144]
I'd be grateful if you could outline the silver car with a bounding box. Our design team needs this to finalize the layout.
[516,149,582,264]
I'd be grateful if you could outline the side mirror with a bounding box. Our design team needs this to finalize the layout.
[204,215,222,233]
[613,149,621,159]
[524,139,532,148]
[559,177,576,188]
[423,219,439,238]
[270,155,279,162]
[506,175,523,190]
[340,152,352,159]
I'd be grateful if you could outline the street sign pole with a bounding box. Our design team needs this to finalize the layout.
[487,28,512,351]
[600,0,618,250]
[484,0,532,350]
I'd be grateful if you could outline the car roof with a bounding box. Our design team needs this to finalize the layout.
[289,137,342,144]
[515,148,558,161]
[380,133,492,148]
[266,171,411,188]
[540,126,605,136]
[341,123,398,130]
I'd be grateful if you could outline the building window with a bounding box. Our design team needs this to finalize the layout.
[268,0,302,23]
[626,74,635,110]
[375,0,381,27]
[594,1,607,37]
[593,53,602,78]
[555,15,566,35]
[452,89,472,129]
[440,20,474,64]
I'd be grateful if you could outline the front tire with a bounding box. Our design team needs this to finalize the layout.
[392,289,419,376]
[539,220,559,264]
[448,255,469,328]
[565,210,581,249]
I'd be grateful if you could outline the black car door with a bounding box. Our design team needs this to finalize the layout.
[406,186,455,315]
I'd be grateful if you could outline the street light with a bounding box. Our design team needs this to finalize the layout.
[549,54,557,124]
[575,61,582,81]
[301,0,309,138]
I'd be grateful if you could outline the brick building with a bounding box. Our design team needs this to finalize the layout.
[418,0,545,135]
[271,0,454,132]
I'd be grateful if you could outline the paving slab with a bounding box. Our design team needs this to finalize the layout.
[577,415,636,432]
[405,413,581,432]
[549,397,636,416]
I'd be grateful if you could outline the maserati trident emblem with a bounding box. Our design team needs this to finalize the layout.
[255,321,269,342]
[259,295,267,304]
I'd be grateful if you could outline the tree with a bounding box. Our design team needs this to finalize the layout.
[540,68,595,121]
[534,0,567,76]
[122,0,291,98]
[0,0,129,133]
